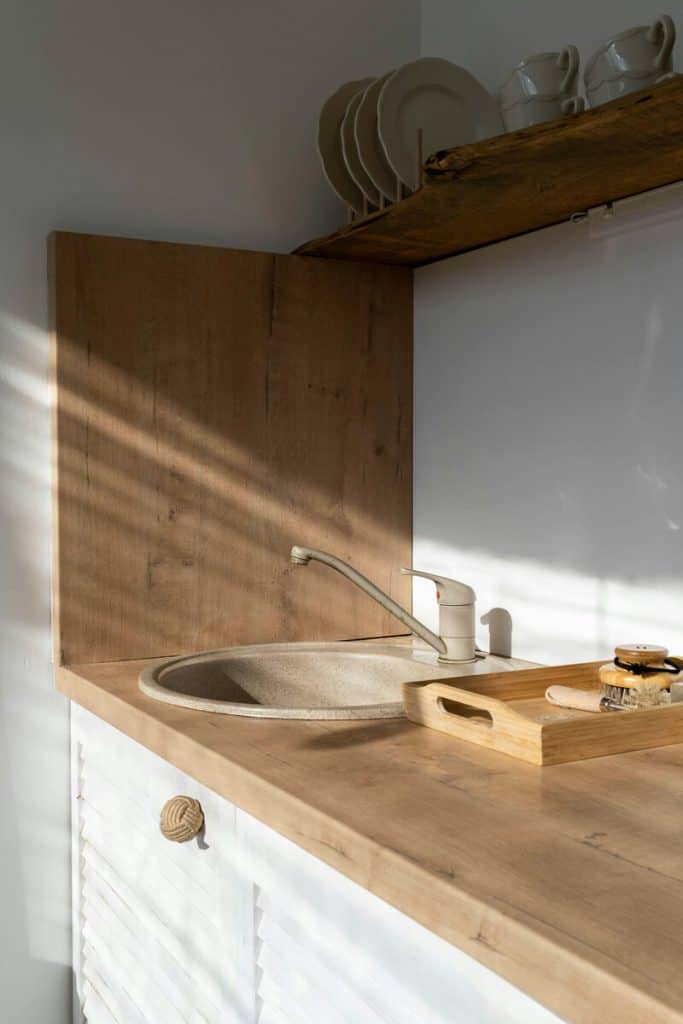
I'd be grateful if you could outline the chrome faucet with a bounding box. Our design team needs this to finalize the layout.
[290,545,477,663]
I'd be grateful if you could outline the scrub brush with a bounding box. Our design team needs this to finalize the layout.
[598,644,681,708]
[546,644,683,714]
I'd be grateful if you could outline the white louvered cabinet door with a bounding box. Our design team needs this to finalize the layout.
[71,706,258,1024]
[237,806,564,1024]
[72,706,562,1024]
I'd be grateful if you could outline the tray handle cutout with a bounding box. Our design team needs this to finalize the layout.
[403,681,528,744]
[438,696,493,729]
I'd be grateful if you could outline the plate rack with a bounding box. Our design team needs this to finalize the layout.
[347,128,424,223]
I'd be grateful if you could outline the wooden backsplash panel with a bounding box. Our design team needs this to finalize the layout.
[50,233,412,665]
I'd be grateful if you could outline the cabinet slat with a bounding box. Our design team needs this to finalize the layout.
[258,942,368,1024]
[83,952,147,1024]
[84,919,190,1024]
[256,1001,296,1024]
[258,914,388,1024]
[84,884,214,1024]
[82,981,119,1024]
[256,975,320,1024]
[82,844,229,1012]
[83,877,221,1022]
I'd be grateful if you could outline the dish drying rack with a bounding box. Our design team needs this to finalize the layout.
[347,128,425,223]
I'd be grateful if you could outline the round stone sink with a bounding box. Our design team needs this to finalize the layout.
[139,641,457,720]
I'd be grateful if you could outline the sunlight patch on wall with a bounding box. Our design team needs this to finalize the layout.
[0,310,70,967]
[412,538,683,665]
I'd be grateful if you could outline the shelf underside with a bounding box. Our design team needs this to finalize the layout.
[296,76,683,267]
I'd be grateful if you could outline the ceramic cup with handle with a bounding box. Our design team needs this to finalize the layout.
[499,46,584,130]
[584,14,676,106]
[500,46,580,105]
[501,93,584,131]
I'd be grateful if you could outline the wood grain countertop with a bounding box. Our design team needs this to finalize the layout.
[57,656,683,1024]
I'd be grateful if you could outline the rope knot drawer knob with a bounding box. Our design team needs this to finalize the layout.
[160,796,204,843]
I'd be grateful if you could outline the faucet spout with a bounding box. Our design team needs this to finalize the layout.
[289,545,447,657]
[290,545,313,566]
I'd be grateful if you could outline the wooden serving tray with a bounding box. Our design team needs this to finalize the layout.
[403,662,683,766]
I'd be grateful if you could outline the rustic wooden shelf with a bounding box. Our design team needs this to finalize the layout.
[296,76,683,267]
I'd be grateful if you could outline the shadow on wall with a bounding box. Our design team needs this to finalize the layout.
[0,317,72,1019]
[413,213,683,664]
[480,608,512,658]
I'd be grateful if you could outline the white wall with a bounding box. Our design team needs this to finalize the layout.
[415,2,683,663]
[0,3,418,1018]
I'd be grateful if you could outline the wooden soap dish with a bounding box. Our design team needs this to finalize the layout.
[403,662,683,766]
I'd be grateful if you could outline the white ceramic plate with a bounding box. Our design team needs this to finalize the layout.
[341,86,381,208]
[355,71,397,202]
[378,57,503,189]
[317,77,374,211]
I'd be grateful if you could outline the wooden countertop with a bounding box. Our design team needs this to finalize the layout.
[57,657,683,1024]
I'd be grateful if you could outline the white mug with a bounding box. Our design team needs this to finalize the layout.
[499,46,580,110]
[501,94,584,132]
[585,15,676,106]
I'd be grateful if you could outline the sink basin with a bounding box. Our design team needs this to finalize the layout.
[139,642,520,720]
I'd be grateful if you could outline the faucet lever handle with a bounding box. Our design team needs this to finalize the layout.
[400,568,475,606]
